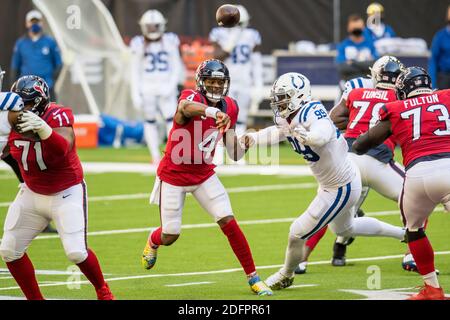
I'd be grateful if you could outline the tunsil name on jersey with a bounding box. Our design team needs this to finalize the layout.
[362,90,389,101]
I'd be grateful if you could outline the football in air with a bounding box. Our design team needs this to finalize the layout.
[216,4,240,28]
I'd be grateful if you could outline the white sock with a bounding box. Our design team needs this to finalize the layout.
[144,122,161,163]
[280,235,305,277]
[423,271,440,288]
[351,217,405,240]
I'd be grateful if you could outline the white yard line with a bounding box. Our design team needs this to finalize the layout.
[0,182,317,208]
[0,162,313,175]
[0,251,448,292]
[2,206,444,241]
[165,281,215,287]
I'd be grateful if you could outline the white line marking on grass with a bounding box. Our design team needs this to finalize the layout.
[0,162,313,176]
[0,183,317,208]
[288,284,318,289]
[165,281,215,287]
[5,206,444,241]
[0,251,448,292]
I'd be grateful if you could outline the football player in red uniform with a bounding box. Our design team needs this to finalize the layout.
[354,67,449,300]
[141,59,272,296]
[0,76,114,300]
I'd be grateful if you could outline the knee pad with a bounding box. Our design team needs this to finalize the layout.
[67,251,88,264]
[289,215,315,239]
[405,228,426,243]
[0,248,24,263]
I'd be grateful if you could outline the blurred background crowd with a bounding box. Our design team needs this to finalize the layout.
[0,0,449,157]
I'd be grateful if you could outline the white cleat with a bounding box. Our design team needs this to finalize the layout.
[265,271,294,290]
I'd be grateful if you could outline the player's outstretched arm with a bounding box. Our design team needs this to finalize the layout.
[329,99,350,130]
[223,126,247,161]
[239,125,286,149]
[352,119,392,155]
[176,99,231,133]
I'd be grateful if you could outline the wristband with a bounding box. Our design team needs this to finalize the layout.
[205,107,219,119]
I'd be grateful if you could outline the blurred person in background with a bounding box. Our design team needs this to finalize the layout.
[429,5,450,89]
[336,14,378,87]
[11,10,62,101]
[209,4,263,164]
[130,10,184,164]
[364,2,396,42]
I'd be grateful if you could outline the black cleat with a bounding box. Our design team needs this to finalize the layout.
[332,241,347,266]
[294,262,307,274]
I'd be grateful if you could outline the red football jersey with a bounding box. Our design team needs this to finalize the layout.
[346,88,397,153]
[8,103,83,195]
[157,89,239,186]
[380,89,450,169]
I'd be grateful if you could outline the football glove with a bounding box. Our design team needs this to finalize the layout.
[17,111,52,140]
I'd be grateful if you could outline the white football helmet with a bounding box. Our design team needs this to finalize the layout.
[270,72,311,119]
[370,55,405,90]
[139,10,167,40]
[236,5,250,28]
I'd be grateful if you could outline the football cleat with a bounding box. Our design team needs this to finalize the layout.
[332,242,347,266]
[294,261,307,275]
[141,238,158,270]
[407,284,445,300]
[96,282,115,300]
[265,271,294,290]
[248,274,273,296]
[402,253,440,274]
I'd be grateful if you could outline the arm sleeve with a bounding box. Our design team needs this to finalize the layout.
[249,125,287,145]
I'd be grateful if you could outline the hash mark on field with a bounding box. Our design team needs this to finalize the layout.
[288,284,318,289]
[165,281,215,287]
[0,251,448,292]
[0,182,317,208]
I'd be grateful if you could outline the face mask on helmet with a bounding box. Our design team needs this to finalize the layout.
[270,73,311,119]
[395,67,433,100]
[370,56,406,90]
[11,76,50,116]
[141,23,164,40]
[199,76,230,103]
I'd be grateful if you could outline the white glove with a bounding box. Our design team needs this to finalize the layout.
[17,111,52,140]
[292,126,309,145]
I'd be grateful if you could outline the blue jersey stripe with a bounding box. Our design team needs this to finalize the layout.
[8,94,20,111]
[357,78,363,88]
[302,185,344,239]
[350,80,356,89]
[0,93,12,110]
[302,102,321,122]
[336,128,341,139]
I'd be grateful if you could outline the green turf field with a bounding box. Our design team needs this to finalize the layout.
[0,147,448,300]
